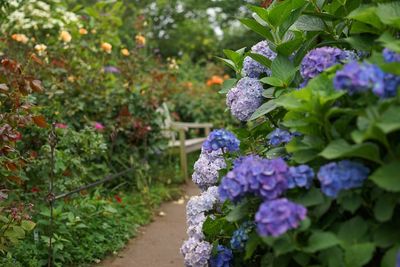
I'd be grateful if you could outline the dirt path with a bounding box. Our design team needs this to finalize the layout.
[98,182,199,267]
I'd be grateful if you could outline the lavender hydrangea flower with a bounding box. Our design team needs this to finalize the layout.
[186,186,220,219]
[210,245,233,267]
[333,61,385,95]
[383,48,400,63]
[192,149,226,191]
[287,165,314,189]
[103,66,120,74]
[300,47,357,84]
[181,237,212,267]
[226,77,263,121]
[317,160,369,198]
[202,129,240,153]
[267,128,293,147]
[218,155,288,202]
[230,221,253,250]
[243,40,277,78]
[396,251,400,267]
[255,198,307,237]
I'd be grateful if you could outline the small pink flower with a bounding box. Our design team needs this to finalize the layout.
[55,123,68,129]
[94,122,105,131]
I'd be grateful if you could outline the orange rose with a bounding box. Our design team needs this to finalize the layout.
[79,28,88,35]
[101,42,112,53]
[121,48,130,56]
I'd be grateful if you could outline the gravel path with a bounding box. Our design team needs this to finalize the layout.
[98,182,199,267]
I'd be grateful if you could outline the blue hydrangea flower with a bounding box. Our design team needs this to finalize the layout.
[383,48,400,63]
[333,61,385,95]
[230,221,253,251]
[396,251,400,267]
[210,245,233,267]
[317,160,369,198]
[243,40,277,78]
[267,128,294,147]
[287,165,314,189]
[181,237,212,267]
[218,155,288,202]
[255,198,307,237]
[192,149,226,191]
[226,77,263,121]
[202,129,240,153]
[300,47,357,85]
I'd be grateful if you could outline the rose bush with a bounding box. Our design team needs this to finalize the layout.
[182,1,400,267]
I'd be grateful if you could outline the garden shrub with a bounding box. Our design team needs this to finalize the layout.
[182,1,400,267]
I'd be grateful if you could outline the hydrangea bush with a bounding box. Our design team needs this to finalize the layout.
[182,0,400,266]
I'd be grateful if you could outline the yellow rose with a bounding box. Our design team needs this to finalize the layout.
[101,42,112,53]
[79,28,88,35]
[34,44,47,52]
[121,48,130,56]
[59,30,72,43]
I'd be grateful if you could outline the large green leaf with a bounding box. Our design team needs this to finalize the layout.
[292,187,324,207]
[219,79,237,94]
[376,105,400,134]
[373,194,397,222]
[337,216,368,244]
[225,199,250,222]
[248,53,272,68]
[271,55,297,84]
[240,18,274,40]
[347,5,384,30]
[249,101,278,121]
[376,2,400,29]
[369,162,400,192]
[319,139,382,164]
[293,15,325,31]
[304,231,340,253]
[344,243,375,267]
[381,246,399,267]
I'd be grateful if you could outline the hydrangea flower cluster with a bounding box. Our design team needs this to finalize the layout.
[182,186,220,266]
[218,155,288,202]
[396,251,400,267]
[202,129,240,153]
[192,148,226,191]
[317,160,370,197]
[243,40,277,78]
[210,245,233,267]
[383,48,400,63]
[300,47,357,85]
[255,198,307,237]
[181,237,213,267]
[226,78,263,121]
[230,221,253,251]
[287,165,315,189]
[267,128,296,147]
[333,61,385,95]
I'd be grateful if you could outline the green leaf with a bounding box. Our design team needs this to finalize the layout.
[249,101,278,121]
[293,15,325,31]
[277,31,304,56]
[344,243,375,267]
[376,105,400,134]
[203,217,231,240]
[305,231,340,253]
[381,246,399,267]
[248,53,272,68]
[347,5,384,30]
[268,0,306,28]
[378,32,400,53]
[319,247,345,267]
[245,233,262,260]
[293,187,324,207]
[21,220,36,231]
[319,139,382,164]
[219,79,237,94]
[373,194,397,222]
[273,234,296,256]
[337,216,368,244]
[225,200,250,222]
[216,57,236,71]
[376,2,400,29]
[260,77,284,87]
[271,55,296,84]
[336,192,362,213]
[240,18,274,40]
[369,162,400,192]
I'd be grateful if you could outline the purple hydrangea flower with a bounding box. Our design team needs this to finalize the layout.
[230,221,253,251]
[202,129,240,153]
[255,198,307,237]
[287,165,315,189]
[317,160,369,198]
[210,245,233,267]
[192,149,226,191]
[333,61,385,95]
[218,155,288,202]
[181,237,212,267]
[226,77,263,121]
[186,186,220,219]
[300,47,357,84]
[243,40,277,78]
[396,251,400,267]
[383,48,400,63]
[267,128,293,147]
[103,66,120,73]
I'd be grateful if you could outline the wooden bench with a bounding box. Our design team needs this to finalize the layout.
[160,103,213,180]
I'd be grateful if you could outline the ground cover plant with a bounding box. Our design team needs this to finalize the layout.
[182,0,400,267]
